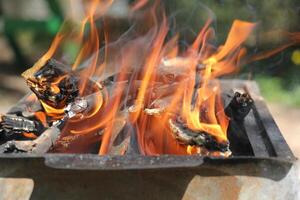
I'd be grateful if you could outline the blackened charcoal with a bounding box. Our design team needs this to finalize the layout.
[225,92,253,121]
[0,125,61,154]
[204,135,230,153]
[100,74,116,86]
[26,58,79,109]
[169,118,230,153]
[225,92,254,156]
[0,115,44,138]
[34,59,71,81]
[1,115,37,132]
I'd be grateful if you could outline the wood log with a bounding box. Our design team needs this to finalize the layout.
[225,91,254,156]
[0,124,61,154]
[168,118,230,154]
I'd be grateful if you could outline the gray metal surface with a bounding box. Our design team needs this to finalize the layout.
[0,80,296,168]
[0,80,297,200]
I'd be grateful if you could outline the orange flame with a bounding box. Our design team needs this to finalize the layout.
[179,20,256,142]
[22,33,64,79]
[25,1,300,155]
[129,19,256,154]
[131,0,149,11]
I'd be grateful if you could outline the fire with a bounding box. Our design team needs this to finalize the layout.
[179,20,256,143]
[124,18,257,155]
[21,34,64,80]
[21,0,300,156]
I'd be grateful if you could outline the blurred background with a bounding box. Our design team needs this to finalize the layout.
[0,0,299,156]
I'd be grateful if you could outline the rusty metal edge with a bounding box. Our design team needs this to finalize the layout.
[0,153,296,170]
[0,154,296,181]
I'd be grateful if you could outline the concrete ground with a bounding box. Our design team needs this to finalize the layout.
[268,103,300,158]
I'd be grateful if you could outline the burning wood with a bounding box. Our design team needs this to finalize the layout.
[23,59,80,110]
[168,118,231,156]
[0,60,254,156]
[0,126,61,153]
[0,98,88,153]
[0,115,43,138]
[0,58,102,153]
[0,0,297,157]
[0,47,253,157]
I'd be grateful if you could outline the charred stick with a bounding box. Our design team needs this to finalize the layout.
[109,113,141,155]
[106,112,127,155]
[0,115,40,133]
[0,98,88,153]
[168,118,230,153]
[225,91,254,155]
[0,121,62,153]
[0,115,45,140]
[225,91,254,121]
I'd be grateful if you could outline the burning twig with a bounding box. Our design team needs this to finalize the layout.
[168,118,231,156]
[0,0,294,157]
[0,124,61,153]
[0,114,44,139]
[0,58,88,143]
[0,98,88,153]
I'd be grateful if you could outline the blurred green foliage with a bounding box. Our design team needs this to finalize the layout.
[257,76,300,107]
[4,0,300,106]
[165,0,299,41]
[164,0,300,107]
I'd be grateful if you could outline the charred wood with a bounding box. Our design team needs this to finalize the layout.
[112,122,141,155]
[106,113,127,155]
[168,118,231,154]
[225,92,254,155]
[0,97,88,153]
[0,122,62,153]
[24,58,79,109]
[0,114,45,141]
[225,91,253,122]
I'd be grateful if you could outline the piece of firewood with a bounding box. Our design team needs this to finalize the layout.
[0,123,62,153]
[168,118,231,154]
[0,98,88,153]
[225,91,253,121]
[225,91,254,155]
